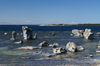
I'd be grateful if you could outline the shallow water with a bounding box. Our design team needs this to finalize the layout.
[0,31,100,66]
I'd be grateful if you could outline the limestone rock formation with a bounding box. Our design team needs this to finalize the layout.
[22,26,33,40]
[83,29,94,39]
[66,42,77,52]
[72,29,84,37]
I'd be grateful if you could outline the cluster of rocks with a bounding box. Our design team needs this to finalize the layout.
[16,41,85,55]
[72,28,94,39]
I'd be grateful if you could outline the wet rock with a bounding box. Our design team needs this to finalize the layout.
[22,26,33,40]
[72,29,84,37]
[53,47,67,54]
[33,33,38,39]
[49,43,60,48]
[38,41,48,47]
[36,51,42,54]
[94,59,100,63]
[20,57,30,59]
[83,28,94,39]
[98,46,100,50]
[66,42,77,52]
[43,54,55,57]
[52,33,55,36]
[4,32,7,35]
[90,55,93,58]
[13,40,23,44]
[10,31,17,40]
[77,46,85,51]
[96,50,100,53]
[16,46,39,50]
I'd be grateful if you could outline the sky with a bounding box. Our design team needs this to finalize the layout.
[0,0,100,25]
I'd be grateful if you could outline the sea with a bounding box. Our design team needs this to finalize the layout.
[0,25,100,66]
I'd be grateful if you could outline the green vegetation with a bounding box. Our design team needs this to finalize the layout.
[43,24,100,26]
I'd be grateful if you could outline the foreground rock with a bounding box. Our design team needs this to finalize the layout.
[72,29,84,37]
[22,26,33,40]
[16,46,39,50]
[38,41,48,47]
[66,42,77,52]
[83,28,94,39]
[53,47,66,54]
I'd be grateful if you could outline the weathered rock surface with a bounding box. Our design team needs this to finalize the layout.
[53,47,66,54]
[66,42,77,52]
[22,26,33,40]
[83,28,94,39]
[72,29,84,37]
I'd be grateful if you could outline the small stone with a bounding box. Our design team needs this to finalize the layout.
[90,55,93,58]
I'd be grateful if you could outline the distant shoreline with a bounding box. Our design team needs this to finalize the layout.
[0,24,100,26]
[41,24,100,26]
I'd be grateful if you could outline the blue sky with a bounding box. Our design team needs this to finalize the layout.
[0,0,100,25]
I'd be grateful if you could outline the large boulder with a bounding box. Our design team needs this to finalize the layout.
[72,29,84,37]
[66,42,77,52]
[83,29,94,39]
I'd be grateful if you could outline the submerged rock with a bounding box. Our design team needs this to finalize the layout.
[33,33,38,39]
[49,43,60,48]
[13,40,23,44]
[66,42,77,52]
[16,46,39,50]
[38,41,48,47]
[52,33,55,36]
[10,31,17,40]
[77,46,85,51]
[83,28,94,39]
[53,47,66,54]
[20,57,30,59]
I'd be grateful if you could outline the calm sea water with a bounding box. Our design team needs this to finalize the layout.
[0,25,100,32]
[0,25,100,66]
